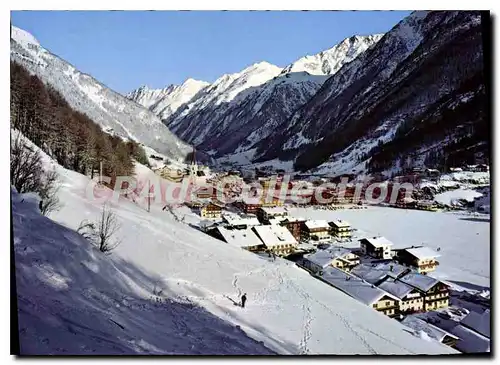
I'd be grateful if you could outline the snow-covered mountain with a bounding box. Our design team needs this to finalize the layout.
[126,78,209,121]
[134,35,381,159]
[10,26,191,162]
[280,34,383,76]
[255,11,487,175]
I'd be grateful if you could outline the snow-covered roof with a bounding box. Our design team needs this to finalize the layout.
[305,220,330,230]
[450,324,490,353]
[460,309,490,339]
[359,236,394,248]
[350,262,410,285]
[401,316,459,343]
[260,207,287,215]
[404,246,440,260]
[199,220,219,229]
[222,214,260,227]
[304,247,355,268]
[378,278,416,300]
[253,225,298,248]
[280,217,307,223]
[399,272,440,292]
[320,267,400,306]
[216,226,263,248]
[329,220,350,228]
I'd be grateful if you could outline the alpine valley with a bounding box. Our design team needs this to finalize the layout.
[127,11,488,177]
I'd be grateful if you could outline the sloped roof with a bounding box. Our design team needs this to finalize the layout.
[222,213,260,227]
[405,246,441,260]
[253,225,298,248]
[399,272,440,292]
[350,262,410,285]
[305,220,330,230]
[329,220,351,228]
[450,324,490,353]
[359,236,394,248]
[320,267,400,306]
[304,247,356,268]
[460,309,490,339]
[378,278,416,300]
[401,316,459,343]
[280,217,307,224]
[260,207,287,215]
[216,226,263,248]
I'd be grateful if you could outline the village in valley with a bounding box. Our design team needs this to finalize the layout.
[142,153,491,354]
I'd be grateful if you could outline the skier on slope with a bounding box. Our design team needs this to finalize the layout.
[241,293,247,308]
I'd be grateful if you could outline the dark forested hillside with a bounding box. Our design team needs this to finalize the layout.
[10,61,147,182]
[255,11,489,175]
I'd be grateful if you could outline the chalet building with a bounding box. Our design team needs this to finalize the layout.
[199,201,223,219]
[350,261,411,285]
[319,267,400,317]
[394,246,440,274]
[401,317,459,348]
[212,226,264,252]
[303,220,331,242]
[257,206,288,223]
[302,247,360,273]
[253,224,298,256]
[359,237,394,260]
[259,193,285,207]
[279,217,306,241]
[378,278,424,314]
[222,213,260,229]
[235,197,262,214]
[399,273,450,311]
[329,220,352,239]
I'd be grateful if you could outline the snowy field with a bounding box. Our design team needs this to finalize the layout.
[12,140,458,354]
[288,206,490,289]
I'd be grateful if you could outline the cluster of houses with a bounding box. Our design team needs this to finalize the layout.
[299,236,445,318]
[199,206,355,257]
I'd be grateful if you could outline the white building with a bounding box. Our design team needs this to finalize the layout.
[214,226,264,252]
[359,236,394,259]
[253,224,298,256]
[222,213,261,229]
[302,247,359,273]
[304,220,331,242]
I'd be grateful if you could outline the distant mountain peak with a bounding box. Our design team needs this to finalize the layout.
[281,33,384,76]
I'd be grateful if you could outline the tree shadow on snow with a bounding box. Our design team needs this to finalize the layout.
[11,193,278,355]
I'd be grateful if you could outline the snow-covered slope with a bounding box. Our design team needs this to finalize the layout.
[158,35,381,159]
[280,34,383,76]
[13,135,457,355]
[127,78,209,121]
[10,26,191,162]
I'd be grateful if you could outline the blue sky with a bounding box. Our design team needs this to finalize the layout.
[11,11,411,93]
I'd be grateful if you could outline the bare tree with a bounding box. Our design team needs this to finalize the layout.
[38,169,62,216]
[11,135,62,216]
[10,134,43,193]
[77,204,121,254]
